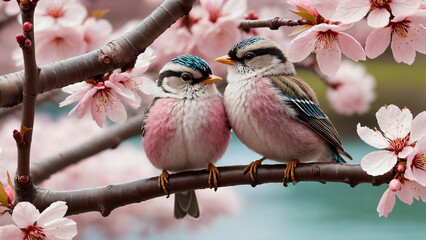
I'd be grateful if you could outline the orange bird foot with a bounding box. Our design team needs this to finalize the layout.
[243,157,266,184]
[283,159,299,187]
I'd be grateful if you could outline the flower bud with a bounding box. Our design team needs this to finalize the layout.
[389,179,402,192]
[397,164,405,172]
[23,22,33,32]
[24,39,32,47]
[4,185,14,203]
[16,34,25,44]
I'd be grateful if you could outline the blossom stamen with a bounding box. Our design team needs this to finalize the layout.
[23,225,46,240]
[387,135,410,154]
[370,0,389,8]
[393,22,410,38]
[314,30,338,53]
[413,155,426,171]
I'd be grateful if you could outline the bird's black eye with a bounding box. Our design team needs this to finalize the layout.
[181,73,192,81]
[244,52,256,60]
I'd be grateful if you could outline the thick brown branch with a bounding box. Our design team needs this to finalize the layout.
[28,163,393,217]
[0,0,196,108]
[239,17,309,30]
[31,113,144,184]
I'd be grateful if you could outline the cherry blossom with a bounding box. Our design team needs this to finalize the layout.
[60,79,140,128]
[365,12,426,64]
[13,26,86,67]
[326,61,375,115]
[82,17,113,52]
[357,105,426,176]
[192,0,246,58]
[35,0,87,30]
[288,23,366,76]
[377,180,426,217]
[405,134,426,186]
[0,201,77,240]
[312,0,421,28]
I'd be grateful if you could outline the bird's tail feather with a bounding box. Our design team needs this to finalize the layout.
[331,146,352,163]
[174,191,200,219]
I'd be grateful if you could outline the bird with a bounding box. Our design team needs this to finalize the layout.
[215,37,351,185]
[142,55,231,219]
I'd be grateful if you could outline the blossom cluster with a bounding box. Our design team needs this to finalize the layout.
[12,0,113,67]
[357,105,426,217]
[59,49,156,127]
[287,0,426,76]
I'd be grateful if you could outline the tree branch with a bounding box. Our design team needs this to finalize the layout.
[31,113,144,184]
[15,0,39,180]
[0,0,196,108]
[27,163,393,217]
[239,17,308,30]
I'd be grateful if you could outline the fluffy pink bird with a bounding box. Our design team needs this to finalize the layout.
[216,38,352,185]
[142,55,231,219]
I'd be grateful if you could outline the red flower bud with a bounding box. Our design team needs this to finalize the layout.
[23,22,33,32]
[96,82,104,87]
[24,38,32,47]
[18,175,30,184]
[16,34,25,44]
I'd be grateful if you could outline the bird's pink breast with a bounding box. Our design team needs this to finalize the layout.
[142,96,230,171]
[142,98,178,169]
[226,76,326,162]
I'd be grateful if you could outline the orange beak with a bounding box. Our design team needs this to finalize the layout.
[200,75,223,84]
[215,55,236,65]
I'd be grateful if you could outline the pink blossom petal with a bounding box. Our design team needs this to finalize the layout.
[337,32,366,61]
[43,218,78,240]
[367,8,391,28]
[361,150,397,176]
[391,32,416,64]
[287,29,317,62]
[389,0,421,18]
[356,123,388,149]
[222,0,247,19]
[0,225,23,240]
[106,100,127,124]
[316,38,341,76]
[396,182,415,204]
[91,100,106,128]
[412,167,426,187]
[376,105,412,140]
[410,111,426,143]
[365,27,392,59]
[397,146,414,158]
[333,0,371,23]
[12,202,40,228]
[410,25,426,54]
[37,201,68,226]
[377,188,396,217]
[310,0,340,20]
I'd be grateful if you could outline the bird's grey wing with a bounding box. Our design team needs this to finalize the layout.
[141,97,159,137]
[269,76,352,161]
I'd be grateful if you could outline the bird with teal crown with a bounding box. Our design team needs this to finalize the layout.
[216,37,352,185]
[142,55,231,219]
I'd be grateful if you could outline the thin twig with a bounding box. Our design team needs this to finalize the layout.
[15,0,39,181]
[28,163,393,216]
[239,17,309,30]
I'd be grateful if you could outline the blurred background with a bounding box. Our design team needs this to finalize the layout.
[1,0,426,239]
